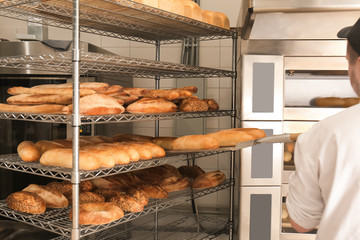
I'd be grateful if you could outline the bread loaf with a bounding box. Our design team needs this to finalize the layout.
[0,103,65,114]
[170,135,220,150]
[126,97,177,113]
[63,94,125,115]
[206,128,266,147]
[178,165,205,179]
[7,86,95,97]
[22,184,68,208]
[39,148,100,170]
[192,170,226,189]
[7,94,73,105]
[35,140,66,155]
[183,0,202,21]
[17,141,41,162]
[152,136,177,150]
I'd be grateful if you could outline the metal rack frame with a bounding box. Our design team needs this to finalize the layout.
[0,0,235,44]
[0,110,234,124]
[0,51,234,78]
[0,180,232,238]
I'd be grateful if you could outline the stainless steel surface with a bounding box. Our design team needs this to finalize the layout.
[241,55,284,121]
[0,180,231,238]
[0,0,235,44]
[241,121,283,186]
[239,186,281,240]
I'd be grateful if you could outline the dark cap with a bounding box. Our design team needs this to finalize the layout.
[338,18,360,55]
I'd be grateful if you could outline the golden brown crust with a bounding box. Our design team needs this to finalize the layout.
[39,149,100,170]
[47,181,72,198]
[110,92,138,105]
[35,140,66,155]
[192,170,226,189]
[126,97,177,113]
[127,188,149,206]
[112,133,154,142]
[7,94,73,105]
[70,202,124,225]
[109,194,144,212]
[123,87,150,97]
[206,129,257,147]
[137,184,168,199]
[6,191,46,214]
[170,135,220,150]
[17,141,41,162]
[22,184,68,208]
[63,94,125,115]
[7,86,96,97]
[178,165,205,179]
[152,137,177,150]
[158,176,190,192]
[68,191,105,205]
[202,99,219,110]
[93,189,125,202]
[179,98,209,112]
[0,103,66,114]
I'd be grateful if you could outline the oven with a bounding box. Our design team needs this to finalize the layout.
[235,1,360,239]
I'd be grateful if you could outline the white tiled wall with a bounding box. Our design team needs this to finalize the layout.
[0,0,241,210]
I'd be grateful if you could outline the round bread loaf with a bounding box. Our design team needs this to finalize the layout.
[6,191,46,214]
[109,194,144,213]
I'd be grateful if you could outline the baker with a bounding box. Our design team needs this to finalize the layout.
[286,18,360,239]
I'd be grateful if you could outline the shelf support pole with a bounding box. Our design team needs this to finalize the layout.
[71,0,81,239]
[229,31,238,240]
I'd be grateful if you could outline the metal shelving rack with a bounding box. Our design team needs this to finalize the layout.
[0,0,238,239]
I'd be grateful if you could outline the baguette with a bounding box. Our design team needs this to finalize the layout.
[17,141,41,162]
[0,103,65,114]
[39,148,100,170]
[7,86,96,97]
[170,135,220,150]
[126,97,177,113]
[7,94,73,105]
[31,82,110,93]
[206,128,265,147]
[152,136,177,150]
[35,140,67,155]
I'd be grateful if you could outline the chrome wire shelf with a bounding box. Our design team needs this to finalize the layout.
[0,150,232,181]
[0,51,234,78]
[0,180,232,238]
[0,0,236,44]
[53,210,231,240]
[0,110,234,124]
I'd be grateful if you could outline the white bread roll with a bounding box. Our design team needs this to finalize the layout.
[40,148,100,170]
[22,184,68,208]
[171,135,220,150]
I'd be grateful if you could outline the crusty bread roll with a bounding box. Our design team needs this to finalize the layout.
[39,148,100,170]
[63,94,125,115]
[113,142,153,160]
[179,97,209,112]
[137,184,168,199]
[203,99,219,110]
[152,136,177,150]
[123,87,150,97]
[7,94,73,105]
[70,202,124,225]
[225,128,267,139]
[17,141,41,162]
[91,177,127,191]
[109,194,144,213]
[35,140,66,155]
[81,146,117,168]
[102,85,123,95]
[126,97,177,113]
[0,103,65,114]
[83,144,131,165]
[170,135,220,150]
[158,176,190,192]
[192,170,226,189]
[127,188,149,206]
[110,92,138,105]
[22,184,68,208]
[6,191,46,214]
[106,143,140,162]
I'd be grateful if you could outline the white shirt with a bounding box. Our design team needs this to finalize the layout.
[286,103,360,240]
